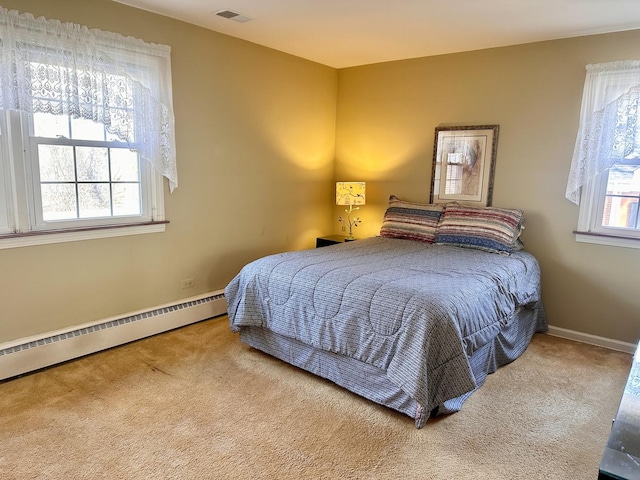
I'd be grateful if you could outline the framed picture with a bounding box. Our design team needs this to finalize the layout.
[430,125,499,206]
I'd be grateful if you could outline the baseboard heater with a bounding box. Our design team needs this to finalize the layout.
[0,290,227,381]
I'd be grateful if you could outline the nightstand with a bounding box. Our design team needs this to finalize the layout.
[316,235,356,248]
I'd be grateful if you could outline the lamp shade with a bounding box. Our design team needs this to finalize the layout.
[336,182,366,206]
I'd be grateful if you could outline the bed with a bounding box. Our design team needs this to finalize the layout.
[225,198,547,428]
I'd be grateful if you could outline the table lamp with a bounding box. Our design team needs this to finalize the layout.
[336,181,366,240]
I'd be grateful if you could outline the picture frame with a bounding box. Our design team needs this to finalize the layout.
[430,125,499,206]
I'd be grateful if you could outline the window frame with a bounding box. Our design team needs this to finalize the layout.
[0,110,167,250]
[0,116,11,234]
[576,165,640,249]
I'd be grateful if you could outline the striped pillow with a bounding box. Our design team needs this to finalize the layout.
[435,204,524,254]
[379,195,444,244]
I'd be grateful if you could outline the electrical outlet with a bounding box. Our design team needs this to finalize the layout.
[181,278,195,289]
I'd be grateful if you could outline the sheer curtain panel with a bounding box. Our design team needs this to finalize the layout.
[0,7,178,191]
[566,60,640,204]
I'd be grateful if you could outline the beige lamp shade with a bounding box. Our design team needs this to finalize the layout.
[336,182,366,206]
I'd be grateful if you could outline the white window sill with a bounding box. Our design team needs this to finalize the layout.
[0,221,168,249]
[575,231,640,250]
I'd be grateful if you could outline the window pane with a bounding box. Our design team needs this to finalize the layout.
[71,116,105,141]
[603,196,639,229]
[41,184,77,221]
[78,183,111,218]
[113,184,140,216]
[110,149,139,181]
[607,166,640,196]
[38,145,75,182]
[77,147,109,181]
[33,112,70,138]
[602,166,640,229]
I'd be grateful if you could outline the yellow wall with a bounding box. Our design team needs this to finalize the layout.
[0,0,337,342]
[335,31,640,344]
[2,0,640,346]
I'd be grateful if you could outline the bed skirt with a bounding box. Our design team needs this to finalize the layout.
[237,301,548,428]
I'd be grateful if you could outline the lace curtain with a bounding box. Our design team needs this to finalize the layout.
[566,60,640,204]
[0,7,178,191]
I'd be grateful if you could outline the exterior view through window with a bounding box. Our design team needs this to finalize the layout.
[603,165,640,230]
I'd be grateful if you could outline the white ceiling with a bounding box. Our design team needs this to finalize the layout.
[114,0,640,68]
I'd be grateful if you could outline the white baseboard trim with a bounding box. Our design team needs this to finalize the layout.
[2,301,633,381]
[546,325,637,354]
[0,290,227,381]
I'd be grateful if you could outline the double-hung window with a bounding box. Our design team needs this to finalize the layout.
[0,7,177,249]
[29,112,145,226]
[567,60,640,249]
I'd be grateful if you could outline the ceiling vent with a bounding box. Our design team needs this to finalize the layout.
[214,9,253,23]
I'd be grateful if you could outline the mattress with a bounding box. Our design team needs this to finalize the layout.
[225,237,547,427]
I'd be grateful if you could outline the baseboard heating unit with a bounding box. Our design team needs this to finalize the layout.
[0,290,227,381]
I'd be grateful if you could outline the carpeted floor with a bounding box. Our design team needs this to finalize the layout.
[0,316,632,479]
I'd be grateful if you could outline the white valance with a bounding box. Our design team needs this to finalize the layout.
[0,7,178,191]
[566,60,640,204]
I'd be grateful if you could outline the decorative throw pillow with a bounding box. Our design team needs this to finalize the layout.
[512,236,525,251]
[379,195,444,244]
[434,204,524,254]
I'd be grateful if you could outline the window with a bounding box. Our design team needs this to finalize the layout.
[567,60,640,249]
[0,7,177,249]
[32,113,143,223]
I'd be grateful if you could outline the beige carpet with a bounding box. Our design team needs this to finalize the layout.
[0,316,632,479]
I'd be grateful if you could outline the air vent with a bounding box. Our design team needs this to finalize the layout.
[214,9,253,23]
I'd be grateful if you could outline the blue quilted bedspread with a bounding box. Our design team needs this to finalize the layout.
[225,237,543,415]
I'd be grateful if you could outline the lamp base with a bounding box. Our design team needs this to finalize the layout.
[340,205,360,242]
